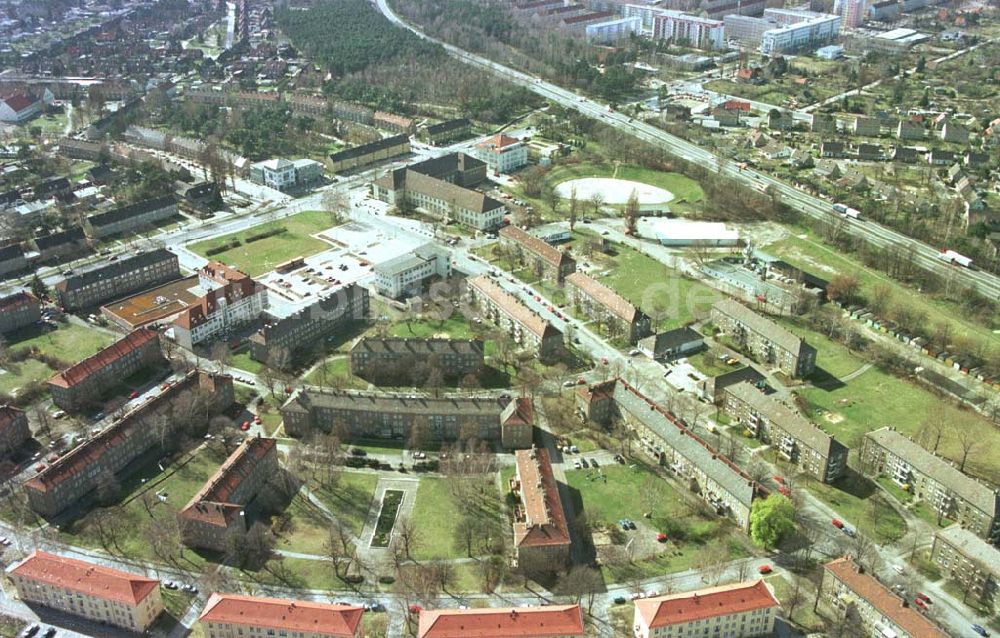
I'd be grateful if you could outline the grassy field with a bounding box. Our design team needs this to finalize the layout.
[0,358,57,395]
[390,315,476,339]
[565,462,752,581]
[277,493,337,555]
[9,322,116,361]
[229,351,265,375]
[765,230,1000,344]
[189,210,334,276]
[802,474,907,542]
[409,475,504,561]
[778,316,870,380]
[308,471,379,537]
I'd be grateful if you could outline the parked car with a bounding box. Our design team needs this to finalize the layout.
[972,625,989,637]
[613,596,627,605]
[21,624,39,638]
[831,518,844,529]
[43,627,56,638]
[656,533,667,543]
[915,593,931,604]
[757,565,772,574]
[842,526,856,537]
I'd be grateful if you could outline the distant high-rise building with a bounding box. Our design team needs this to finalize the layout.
[840,0,865,27]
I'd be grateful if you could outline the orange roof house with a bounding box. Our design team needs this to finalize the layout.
[199,593,363,637]
[8,551,159,606]
[418,605,585,638]
[635,581,780,631]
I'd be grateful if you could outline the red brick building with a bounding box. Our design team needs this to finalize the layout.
[510,447,571,575]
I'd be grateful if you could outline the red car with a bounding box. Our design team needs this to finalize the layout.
[285,385,293,394]
[914,598,928,611]
[601,356,609,365]
[916,593,931,604]
[408,604,422,614]
[832,518,844,529]
[576,378,586,385]
[35,464,45,472]
[161,383,171,391]
[129,390,140,399]
[657,533,667,543]
[758,565,772,574]
[773,475,784,483]
[241,421,250,431]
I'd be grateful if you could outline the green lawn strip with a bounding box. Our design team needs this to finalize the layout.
[241,555,348,590]
[687,350,741,377]
[776,317,867,379]
[389,315,475,339]
[409,476,503,561]
[941,580,994,615]
[801,475,907,542]
[277,493,335,555]
[764,230,999,342]
[189,210,334,276]
[160,588,196,619]
[766,575,825,632]
[907,550,942,582]
[0,359,56,395]
[308,471,380,537]
[876,476,913,504]
[228,351,265,375]
[9,322,116,361]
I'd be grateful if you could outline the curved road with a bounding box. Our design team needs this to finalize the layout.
[374,0,1000,301]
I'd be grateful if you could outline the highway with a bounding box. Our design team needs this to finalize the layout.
[374,0,1000,301]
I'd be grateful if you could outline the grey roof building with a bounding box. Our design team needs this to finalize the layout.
[930,524,1000,607]
[350,337,485,383]
[84,195,177,239]
[638,327,704,360]
[55,249,179,310]
[711,298,816,378]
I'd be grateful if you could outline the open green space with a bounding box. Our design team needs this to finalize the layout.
[687,350,741,377]
[189,210,334,276]
[778,318,869,380]
[565,462,753,582]
[409,475,505,561]
[390,314,476,339]
[801,474,907,542]
[309,471,379,537]
[0,359,57,396]
[10,322,115,362]
[277,493,336,555]
[767,575,824,632]
[228,351,265,375]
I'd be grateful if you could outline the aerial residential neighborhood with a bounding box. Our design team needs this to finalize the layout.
[0,0,999,635]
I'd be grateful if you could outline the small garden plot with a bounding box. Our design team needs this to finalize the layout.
[371,489,404,547]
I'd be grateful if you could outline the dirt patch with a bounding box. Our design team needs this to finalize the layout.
[824,412,845,424]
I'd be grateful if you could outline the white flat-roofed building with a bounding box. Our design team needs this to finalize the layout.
[648,219,740,246]
[653,11,725,49]
[373,244,450,299]
[761,13,841,54]
[586,16,643,43]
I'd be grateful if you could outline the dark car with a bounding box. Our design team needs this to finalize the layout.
[21,625,39,638]
[972,625,989,637]
[613,596,627,605]
[42,629,56,638]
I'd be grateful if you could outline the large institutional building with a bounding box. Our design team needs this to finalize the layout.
[467,276,564,362]
[417,605,585,638]
[172,262,269,350]
[350,337,485,383]
[26,371,234,518]
[178,437,279,552]
[633,580,780,638]
[7,551,164,633]
[281,389,535,449]
[472,133,529,173]
[48,328,163,411]
[510,447,572,575]
[198,593,364,638]
[722,382,847,483]
[577,379,759,530]
[652,10,726,49]
[373,244,450,299]
[711,298,817,379]
[55,249,180,310]
[860,427,1000,543]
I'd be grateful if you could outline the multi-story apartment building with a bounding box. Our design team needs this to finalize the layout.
[0,291,41,334]
[421,118,471,146]
[498,226,577,283]
[652,10,725,49]
[418,605,585,638]
[249,158,323,191]
[83,195,177,239]
[48,328,163,412]
[467,276,564,362]
[634,580,780,638]
[171,262,268,350]
[510,447,572,575]
[473,133,529,173]
[280,389,534,449]
[373,154,505,231]
[565,272,651,344]
[373,244,450,299]
[0,405,30,458]
[930,524,999,609]
[25,371,234,518]
[327,134,410,173]
[723,382,847,483]
[7,551,163,633]
[821,557,950,638]
[577,379,759,530]
[711,298,817,379]
[199,593,364,638]
[249,286,369,366]
[0,242,27,278]
[33,227,88,262]
[374,111,416,135]
[350,338,485,383]
[860,428,1000,542]
[178,437,279,552]
[55,249,180,310]
[760,12,841,54]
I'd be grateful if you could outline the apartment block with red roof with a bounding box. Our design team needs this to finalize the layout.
[48,328,163,411]
[510,447,571,575]
[0,291,41,335]
[634,580,780,638]
[171,262,268,350]
[473,133,528,173]
[498,226,577,282]
[199,593,363,637]
[178,436,279,552]
[7,551,163,632]
[468,275,564,363]
[418,605,585,638]
[0,405,30,458]
[565,272,652,344]
[0,93,43,123]
[821,557,950,638]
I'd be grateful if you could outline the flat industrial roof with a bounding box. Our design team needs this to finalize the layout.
[100,276,201,329]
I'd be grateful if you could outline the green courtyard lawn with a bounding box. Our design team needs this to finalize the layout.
[565,462,754,582]
[9,321,116,362]
[764,229,1000,345]
[0,359,57,396]
[766,575,825,633]
[801,473,907,542]
[308,471,379,537]
[228,351,265,375]
[409,475,505,561]
[59,444,228,566]
[687,350,741,377]
[189,210,334,276]
[277,493,335,555]
[390,314,476,339]
[777,317,869,380]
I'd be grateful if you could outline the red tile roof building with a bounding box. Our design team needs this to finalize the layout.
[178,437,279,552]
[498,226,577,282]
[7,551,163,632]
[510,447,571,575]
[634,580,779,638]
[821,557,950,638]
[501,397,535,449]
[199,593,363,637]
[48,328,163,411]
[565,272,651,344]
[467,276,564,362]
[418,605,585,638]
[473,133,528,173]
[171,262,268,350]
[0,92,43,123]
[0,404,30,458]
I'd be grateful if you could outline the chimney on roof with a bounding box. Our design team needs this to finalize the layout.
[510,610,519,619]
